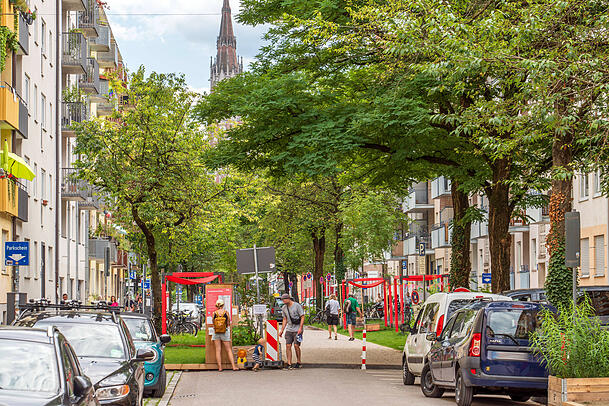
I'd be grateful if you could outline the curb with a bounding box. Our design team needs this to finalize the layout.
[158,371,182,406]
[300,363,400,370]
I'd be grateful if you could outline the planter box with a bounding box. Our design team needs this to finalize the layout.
[549,376,609,405]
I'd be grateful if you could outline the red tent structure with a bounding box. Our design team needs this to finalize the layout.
[161,272,222,334]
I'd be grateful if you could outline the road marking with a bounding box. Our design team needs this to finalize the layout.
[158,370,182,406]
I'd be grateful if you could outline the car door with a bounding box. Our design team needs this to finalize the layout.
[64,343,97,406]
[444,310,477,383]
[412,302,440,374]
[433,315,456,382]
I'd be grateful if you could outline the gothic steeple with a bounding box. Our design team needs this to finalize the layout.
[210,0,243,90]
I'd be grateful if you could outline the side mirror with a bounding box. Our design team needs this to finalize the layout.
[134,348,155,363]
[160,334,171,344]
[73,376,92,398]
[426,332,438,342]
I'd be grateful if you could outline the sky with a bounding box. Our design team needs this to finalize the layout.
[104,0,267,94]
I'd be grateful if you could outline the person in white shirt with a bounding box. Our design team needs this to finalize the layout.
[325,294,340,340]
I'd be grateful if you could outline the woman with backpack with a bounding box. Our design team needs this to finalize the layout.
[212,299,238,371]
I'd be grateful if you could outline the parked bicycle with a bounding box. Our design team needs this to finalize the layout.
[364,302,384,320]
[167,310,199,336]
[307,308,327,325]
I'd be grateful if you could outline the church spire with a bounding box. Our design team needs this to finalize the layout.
[210,0,243,90]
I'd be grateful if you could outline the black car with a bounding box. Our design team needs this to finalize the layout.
[0,326,98,406]
[502,288,547,303]
[422,301,555,406]
[15,302,154,406]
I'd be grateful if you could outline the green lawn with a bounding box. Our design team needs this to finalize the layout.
[168,333,205,346]
[312,323,407,351]
[165,346,205,364]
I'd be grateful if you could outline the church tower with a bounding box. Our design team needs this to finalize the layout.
[210,0,244,90]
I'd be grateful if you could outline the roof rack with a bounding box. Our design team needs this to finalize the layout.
[17,299,123,322]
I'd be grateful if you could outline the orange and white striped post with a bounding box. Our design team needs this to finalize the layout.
[361,317,367,370]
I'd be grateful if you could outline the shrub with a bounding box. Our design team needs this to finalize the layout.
[531,299,609,378]
[232,318,260,347]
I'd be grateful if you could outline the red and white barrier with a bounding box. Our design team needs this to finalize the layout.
[266,319,279,361]
[361,321,367,370]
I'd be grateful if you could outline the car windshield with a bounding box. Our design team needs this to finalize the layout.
[35,322,126,359]
[123,318,154,342]
[0,339,59,394]
[487,308,542,341]
[446,299,477,320]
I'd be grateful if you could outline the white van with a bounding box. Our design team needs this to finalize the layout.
[402,291,511,385]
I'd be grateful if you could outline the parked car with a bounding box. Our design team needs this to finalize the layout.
[121,313,171,398]
[15,301,154,406]
[503,288,547,303]
[270,298,284,321]
[423,301,555,406]
[402,291,512,386]
[0,326,99,406]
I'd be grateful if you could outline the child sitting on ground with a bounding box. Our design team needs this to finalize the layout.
[249,338,266,371]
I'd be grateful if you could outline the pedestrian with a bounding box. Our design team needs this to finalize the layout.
[61,293,68,304]
[325,294,340,340]
[109,296,119,307]
[249,338,266,372]
[212,299,238,371]
[278,293,304,369]
[343,293,363,341]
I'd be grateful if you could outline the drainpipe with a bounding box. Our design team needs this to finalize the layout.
[55,0,62,304]
[85,213,89,301]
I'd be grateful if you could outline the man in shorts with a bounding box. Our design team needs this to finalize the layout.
[278,293,304,369]
[344,293,363,341]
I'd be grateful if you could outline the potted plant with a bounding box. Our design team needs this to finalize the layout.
[531,299,609,405]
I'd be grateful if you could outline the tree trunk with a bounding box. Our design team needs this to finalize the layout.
[312,229,326,311]
[290,273,300,303]
[132,205,162,332]
[450,180,472,289]
[487,159,513,293]
[545,134,574,307]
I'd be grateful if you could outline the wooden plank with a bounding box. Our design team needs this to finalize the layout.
[565,377,609,386]
[569,391,609,403]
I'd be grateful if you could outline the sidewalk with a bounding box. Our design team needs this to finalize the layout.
[285,326,401,368]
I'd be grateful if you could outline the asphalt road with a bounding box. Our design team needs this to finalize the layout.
[168,368,536,406]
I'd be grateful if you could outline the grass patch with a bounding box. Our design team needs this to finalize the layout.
[312,323,407,351]
[169,334,205,346]
[165,346,205,364]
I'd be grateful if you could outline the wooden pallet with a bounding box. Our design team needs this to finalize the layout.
[548,376,609,405]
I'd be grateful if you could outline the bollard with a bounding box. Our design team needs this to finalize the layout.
[361,317,367,370]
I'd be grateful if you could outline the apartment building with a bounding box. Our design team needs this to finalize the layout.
[0,0,127,323]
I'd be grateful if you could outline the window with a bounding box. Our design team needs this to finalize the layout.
[581,238,590,277]
[41,20,46,55]
[49,32,52,62]
[440,316,456,340]
[23,75,30,107]
[33,241,38,279]
[41,94,46,129]
[41,169,46,200]
[594,170,602,195]
[33,10,39,44]
[33,163,38,198]
[49,103,53,134]
[1,230,8,273]
[595,235,605,277]
[580,174,590,199]
[418,302,439,334]
[33,85,38,122]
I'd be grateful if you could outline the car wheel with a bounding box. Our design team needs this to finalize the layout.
[152,367,167,398]
[455,369,474,406]
[420,363,444,398]
[509,394,532,402]
[402,358,415,385]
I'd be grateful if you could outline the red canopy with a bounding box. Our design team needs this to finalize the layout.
[165,275,219,285]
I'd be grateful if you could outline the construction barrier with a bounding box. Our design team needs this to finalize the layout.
[265,319,279,361]
[361,320,367,370]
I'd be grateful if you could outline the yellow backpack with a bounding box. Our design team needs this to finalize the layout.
[213,310,228,334]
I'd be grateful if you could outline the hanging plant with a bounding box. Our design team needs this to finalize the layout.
[7,177,16,205]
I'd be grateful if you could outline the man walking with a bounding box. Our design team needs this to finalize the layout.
[278,293,305,369]
[344,293,363,341]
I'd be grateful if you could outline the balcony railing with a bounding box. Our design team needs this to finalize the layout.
[431,176,452,199]
[471,220,489,240]
[17,182,28,222]
[17,13,29,55]
[89,238,117,263]
[431,223,452,249]
[97,41,118,69]
[62,0,87,12]
[78,0,100,37]
[61,168,89,201]
[90,24,110,51]
[61,32,87,74]
[78,188,101,211]
[61,102,87,136]
[405,182,433,212]
[404,233,431,256]
[18,95,28,139]
[79,57,100,95]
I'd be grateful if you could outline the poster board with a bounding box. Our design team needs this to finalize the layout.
[205,284,235,368]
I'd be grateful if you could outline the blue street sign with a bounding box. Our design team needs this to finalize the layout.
[195,295,203,305]
[5,242,29,266]
[402,260,407,270]
[128,270,137,280]
[418,242,426,257]
[482,273,492,284]
[177,286,182,295]
[143,279,151,290]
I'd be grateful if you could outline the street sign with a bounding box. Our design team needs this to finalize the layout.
[482,273,492,284]
[402,260,407,270]
[236,246,276,274]
[129,270,137,280]
[289,281,293,288]
[5,242,29,266]
[326,273,331,281]
[319,276,324,284]
[143,279,151,290]
[253,304,267,315]
[195,295,203,306]
[411,290,420,305]
[418,242,426,257]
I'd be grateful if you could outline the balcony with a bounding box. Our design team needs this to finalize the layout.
[404,183,433,213]
[61,168,89,201]
[97,41,118,69]
[17,13,28,55]
[17,183,28,222]
[90,77,109,102]
[0,83,20,131]
[17,96,27,139]
[78,0,100,37]
[431,176,452,199]
[79,58,100,95]
[90,24,110,52]
[431,223,452,249]
[62,0,86,11]
[62,32,87,75]
[0,178,19,217]
[509,217,529,233]
[115,249,128,269]
[78,190,101,211]
[404,233,432,256]
[89,238,117,263]
[61,102,87,136]
[471,220,489,240]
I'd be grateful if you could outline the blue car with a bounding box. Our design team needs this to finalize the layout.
[121,313,171,398]
[422,301,555,406]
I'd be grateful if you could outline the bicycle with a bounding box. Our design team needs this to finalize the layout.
[307,309,327,325]
[168,310,199,336]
